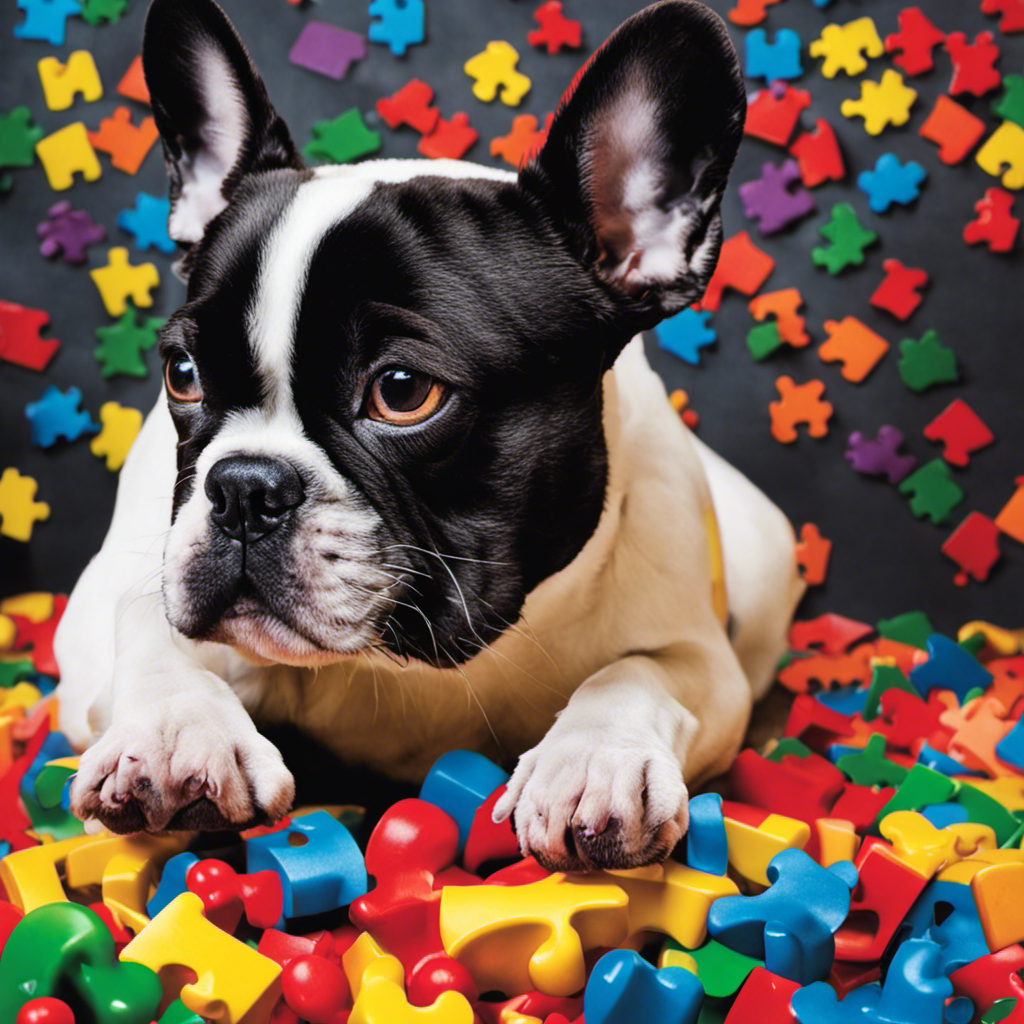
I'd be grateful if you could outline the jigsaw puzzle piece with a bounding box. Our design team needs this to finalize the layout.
[857,153,926,213]
[304,109,381,165]
[795,523,832,586]
[584,950,704,1024]
[749,288,809,347]
[870,259,928,320]
[490,113,552,168]
[819,317,889,383]
[946,31,1003,97]
[898,459,965,525]
[910,633,992,702]
[811,203,878,274]
[996,476,1024,544]
[656,308,717,365]
[116,55,149,105]
[25,386,97,448]
[943,512,1003,586]
[80,0,130,25]
[924,398,994,467]
[88,107,159,174]
[746,81,811,146]
[0,106,44,189]
[841,70,918,135]
[769,377,833,443]
[289,20,366,79]
[117,192,174,253]
[994,74,1024,128]
[745,28,803,82]
[464,42,531,106]
[964,187,1020,251]
[94,305,162,377]
[885,7,946,75]
[977,120,1024,190]
[37,51,103,112]
[528,2,582,54]
[919,95,987,164]
[897,329,959,392]
[377,80,439,135]
[789,118,844,187]
[701,231,774,310]
[809,17,884,77]
[89,402,143,471]
[35,123,102,190]
[982,0,1024,32]
[845,426,917,483]
[368,0,425,57]
[37,200,106,264]
[13,0,82,45]
[0,301,60,370]
[728,0,782,27]
[740,159,816,234]
[90,248,160,316]
[417,112,478,160]
[0,469,50,542]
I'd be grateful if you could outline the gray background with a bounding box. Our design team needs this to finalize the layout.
[1,0,1021,636]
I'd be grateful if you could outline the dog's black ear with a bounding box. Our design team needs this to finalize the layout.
[143,0,303,264]
[520,0,745,326]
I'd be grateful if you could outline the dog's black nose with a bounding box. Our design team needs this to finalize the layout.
[205,455,305,543]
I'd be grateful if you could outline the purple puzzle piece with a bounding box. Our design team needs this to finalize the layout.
[37,201,106,265]
[289,21,367,80]
[739,159,816,235]
[845,426,918,483]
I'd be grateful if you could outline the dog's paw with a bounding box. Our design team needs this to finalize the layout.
[70,696,294,834]
[492,727,688,872]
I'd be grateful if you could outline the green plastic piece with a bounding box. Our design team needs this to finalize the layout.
[862,663,917,722]
[811,202,878,274]
[981,998,1018,1023]
[898,459,965,526]
[876,611,934,650]
[956,782,1019,846]
[836,733,909,788]
[0,660,34,688]
[688,938,763,999]
[962,686,987,705]
[876,765,957,827]
[993,73,1024,130]
[23,789,85,840]
[159,1001,205,1024]
[999,813,1024,850]
[747,321,783,361]
[0,107,43,170]
[304,109,382,164]
[961,632,988,658]
[80,0,130,25]
[36,762,77,809]
[697,1001,730,1024]
[765,737,814,763]
[94,305,163,378]
[897,330,959,393]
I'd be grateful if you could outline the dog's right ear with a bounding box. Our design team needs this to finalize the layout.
[143,0,303,272]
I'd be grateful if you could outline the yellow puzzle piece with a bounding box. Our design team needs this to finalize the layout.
[90,247,160,316]
[464,41,532,106]
[35,122,102,190]
[809,18,884,78]
[1,592,55,621]
[958,621,1024,655]
[841,70,918,135]
[879,810,995,878]
[972,860,1024,950]
[724,811,810,886]
[815,818,860,869]
[121,892,282,1024]
[0,681,42,715]
[977,120,1024,191]
[0,468,50,542]
[0,833,107,912]
[90,401,143,471]
[939,848,1024,885]
[37,50,103,111]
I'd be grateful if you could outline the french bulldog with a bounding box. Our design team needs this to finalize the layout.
[55,0,805,871]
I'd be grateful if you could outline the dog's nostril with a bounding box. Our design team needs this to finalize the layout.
[205,455,305,542]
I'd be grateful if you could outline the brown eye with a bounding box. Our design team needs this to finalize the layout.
[368,368,445,425]
[165,351,203,403]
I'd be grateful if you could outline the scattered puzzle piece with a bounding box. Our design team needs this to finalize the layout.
[0,469,50,543]
[745,28,803,82]
[797,524,832,586]
[919,95,987,165]
[0,107,43,190]
[116,55,150,105]
[810,17,885,78]
[946,32,1003,97]
[898,329,960,392]
[656,308,717,366]
[747,321,783,361]
[417,112,478,160]
[739,159,816,234]
[845,426,917,484]
[465,42,531,106]
[995,477,1024,544]
[80,0,129,25]
[885,8,946,75]
[37,51,103,112]
[977,120,1024,190]
[88,107,159,174]
[857,153,927,213]
[812,203,878,274]
[376,80,440,135]
[982,0,1024,32]
[528,1,582,54]
[870,259,929,320]
[25,386,97,448]
[841,70,918,135]
[749,288,809,347]
[94,305,162,377]
[117,192,174,253]
[90,402,143,472]
[13,0,82,45]
[819,317,890,383]
[943,513,1002,586]
[701,231,775,311]
[35,122,102,191]
[789,118,845,187]
[994,74,1024,129]
[490,113,552,168]
[0,301,60,371]
[746,82,812,147]
[305,109,382,165]
[769,376,834,443]
[924,398,995,467]
[289,21,366,79]
[585,950,704,1024]
[898,459,965,525]
[89,247,160,317]
[368,0,426,57]
[728,0,782,27]
[37,200,106,264]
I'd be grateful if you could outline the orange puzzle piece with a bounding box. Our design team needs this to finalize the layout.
[749,287,809,347]
[995,477,1024,545]
[701,231,775,312]
[88,106,159,174]
[727,0,782,27]
[818,316,890,383]
[796,523,832,586]
[116,55,150,105]
[769,376,834,443]
[918,95,987,165]
[490,113,552,168]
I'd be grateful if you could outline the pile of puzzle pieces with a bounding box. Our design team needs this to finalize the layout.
[5,592,1024,1023]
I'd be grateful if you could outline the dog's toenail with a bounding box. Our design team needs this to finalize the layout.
[135,776,152,792]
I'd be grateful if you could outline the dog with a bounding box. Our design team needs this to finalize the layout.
[55,0,805,872]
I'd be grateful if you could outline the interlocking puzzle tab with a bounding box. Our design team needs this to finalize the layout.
[0,301,60,371]
[919,95,987,165]
[898,459,965,525]
[377,80,440,135]
[89,248,160,316]
[885,7,946,75]
[841,70,918,135]
[789,118,845,187]
[464,42,531,106]
[304,109,381,164]
[528,1,582,54]
[584,950,704,1024]
[924,398,994,467]
[701,231,775,311]
[656,308,717,366]
[945,31,1003,98]
[417,112,478,160]
[490,112,552,168]
[857,153,926,213]
[90,402,143,471]
[809,17,884,78]
[37,51,103,112]
[368,0,426,57]
[739,159,816,234]
[88,107,159,174]
[35,122,102,191]
[796,523,832,586]
[745,28,803,82]
[870,259,929,320]
[749,288,809,348]
[769,377,834,443]
[964,186,1021,252]
[289,21,367,79]
[0,469,49,542]
[13,0,82,45]
[977,120,1024,190]
[812,203,878,274]
[845,427,917,484]
[25,386,97,448]
[942,512,1002,586]
[897,330,960,392]
[80,0,131,26]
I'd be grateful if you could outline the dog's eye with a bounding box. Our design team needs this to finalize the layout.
[367,368,445,425]
[165,351,203,403]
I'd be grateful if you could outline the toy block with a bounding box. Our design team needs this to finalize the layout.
[25,386,97,448]
[725,968,800,1024]
[845,426,917,484]
[686,793,728,876]
[870,259,928,321]
[377,80,439,135]
[491,113,552,168]
[89,402,143,472]
[0,302,60,371]
[37,200,106,264]
[417,113,478,160]
[304,109,381,165]
[739,159,816,234]
[977,120,1024,189]
[465,42,531,106]
[528,2,582,54]
[841,70,918,135]
[996,477,1024,543]
[819,317,889,383]
[726,804,812,886]
[745,28,803,82]
[116,55,150,105]
[35,123,101,191]
[943,513,1002,586]
[811,203,878,274]
[885,8,946,75]
[746,82,811,147]
[965,186,1021,252]
[656,308,717,365]
[919,95,987,164]
[857,153,926,213]
[420,750,509,853]
[117,192,174,253]
[289,21,366,79]
[995,74,1024,128]
[728,0,782,27]
[946,32,1003,97]
[90,248,160,316]
[769,376,833,443]
[924,398,994,466]
[584,950,704,1024]
[982,0,1024,31]
[88,107,159,174]
[789,118,844,186]
[368,0,425,57]
[94,305,162,378]
[0,469,49,543]
[898,329,959,392]
[37,51,102,113]
[749,288,808,347]
[809,18,884,77]
[80,0,129,25]
[898,460,965,525]
[796,523,831,586]
[13,0,82,45]
[701,231,774,311]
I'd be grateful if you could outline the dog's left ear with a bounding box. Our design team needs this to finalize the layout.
[521,0,745,328]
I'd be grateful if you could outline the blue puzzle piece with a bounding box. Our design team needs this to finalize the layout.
[368,0,425,56]
[146,852,198,919]
[656,308,717,365]
[917,741,983,777]
[118,193,175,254]
[745,29,803,82]
[30,673,58,695]
[245,809,367,918]
[707,848,857,984]
[813,0,836,5]
[25,386,98,448]
[921,802,969,828]
[19,730,75,806]
[686,792,728,876]
[585,950,704,1024]
[791,938,952,1024]
[996,717,1024,771]
[857,153,927,214]
[420,749,509,853]
[816,685,869,716]
[903,879,989,976]
[910,634,993,704]
[14,0,82,44]
[61,773,74,812]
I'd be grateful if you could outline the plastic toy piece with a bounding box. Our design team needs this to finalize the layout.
[739,159,816,235]
[747,321,782,361]
[464,785,519,873]
[80,0,129,25]
[35,123,102,191]
[584,950,704,1024]
[490,113,552,168]
[280,953,350,1022]
[304,109,381,165]
[686,793,728,876]
[15,998,76,1024]
[368,0,425,57]
[789,118,844,187]
[25,386,97,448]
[656,308,716,365]
[376,80,440,135]
[0,107,44,190]
[811,203,878,274]
[769,377,833,444]
[94,306,162,378]
[88,107,159,174]
[819,317,889,383]
[687,938,763,1000]
[982,0,1024,31]
[728,0,782,27]
[37,200,106,265]
[857,154,926,213]
[116,56,150,105]
[870,259,928,320]
[0,469,50,543]
[897,330,959,392]
[951,946,1024,1024]
[836,734,908,788]
[746,82,811,147]
[809,18,884,77]
[464,42,532,106]
[977,120,1024,190]
[4,593,65,676]
[796,524,831,586]
[844,427,917,484]
[289,21,366,79]
[911,633,993,702]
[117,192,174,254]
[420,750,509,853]
[898,459,965,525]
[924,398,994,467]
[528,2,582,54]
[89,402,143,472]
[416,113,478,160]
[946,32,1003,97]
[749,288,808,348]
[970,861,1024,951]
[37,52,102,113]
[725,968,800,1024]
[918,95,987,165]
[943,513,1003,586]
[965,187,1020,251]
[995,74,1024,128]
[745,29,803,82]
[348,958,474,1023]
[885,8,946,75]
[701,231,774,311]
[0,302,60,371]
[186,858,284,933]
[841,71,918,135]
[13,0,82,45]
[996,477,1024,543]
[90,248,160,317]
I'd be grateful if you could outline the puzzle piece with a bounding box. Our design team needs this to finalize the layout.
[656,308,717,365]
[25,386,97,448]
[819,317,889,383]
[465,42,531,106]
[368,0,425,57]
[796,523,831,586]
[857,153,926,213]
[117,192,174,253]
[304,109,382,165]
[88,107,159,174]
[528,1,582,54]
[89,402,143,471]
[35,123,102,190]
[919,95,987,165]
[746,82,811,147]
[749,288,809,347]
[417,113,478,160]
[996,477,1024,544]
[90,247,160,316]
[36,200,106,265]
[0,469,49,543]
[982,0,1024,31]
[490,113,552,168]
[898,329,959,392]
[898,460,965,525]
[977,120,1024,190]
[995,74,1024,129]
[376,80,440,135]
[924,398,995,467]
[80,0,129,24]
[845,426,917,483]
[870,259,928,320]
[728,0,782,27]
[885,7,946,75]
[739,159,816,234]
[943,512,1003,586]
[809,18,884,77]
[745,28,803,82]
[841,70,918,135]
[94,305,162,377]
[420,750,511,852]
[946,32,1003,97]
[769,377,833,443]
[13,0,82,45]
[811,203,878,274]
[0,107,43,189]
[0,301,60,371]
[37,51,103,112]
[701,231,774,311]
[789,118,844,187]
[289,21,366,79]
[116,55,149,105]
[584,951,704,1024]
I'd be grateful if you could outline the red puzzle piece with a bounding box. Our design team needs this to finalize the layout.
[790,614,874,656]
[727,0,782,27]
[951,945,1024,1022]
[280,954,351,1023]
[869,258,929,321]
[924,398,995,466]
[945,31,1003,97]
[0,302,60,371]
[942,512,1003,586]
[728,749,846,827]
[789,118,845,187]
[746,82,812,146]
[8,594,66,676]
[981,0,1024,33]
[463,784,520,873]
[490,113,552,168]
[726,968,800,1023]
[376,80,440,135]
[700,231,774,311]
[528,1,582,54]
[885,7,946,75]
[784,697,860,752]
[918,95,987,163]
[417,112,478,160]
[186,858,285,932]
[964,187,1020,252]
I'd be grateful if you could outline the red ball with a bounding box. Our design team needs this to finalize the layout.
[16,998,76,1024]
[281,954,351,1023]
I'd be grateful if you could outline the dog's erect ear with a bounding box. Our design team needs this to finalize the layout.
[143,0,303,258]
[521,0,745,326]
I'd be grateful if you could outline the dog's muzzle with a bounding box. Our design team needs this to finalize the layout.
[205,455,305,543]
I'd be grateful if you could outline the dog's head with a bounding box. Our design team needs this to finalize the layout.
[146,0,744,668]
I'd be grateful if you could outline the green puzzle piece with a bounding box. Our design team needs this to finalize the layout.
[877,611,934,650]
[0,107,43,170]
[993,73,1024,130]
[765,737,814,763]
[863,663,918,722]
[22,788,85,840]
[0,660,34,688]
[747,321,783,361]
[956,782,1018,845]
[836,733,908,788]
[897,329,959,392]
[898,458,965,525]
[687,938,763,999]
[982,999,1019,1024]
[875,765,957,830]
[159,1001,204,1024]
[94,305,164,378]
[80,0,131,24]
[36,761,76,809]
[304,109,382,165]
[811,202,878,275]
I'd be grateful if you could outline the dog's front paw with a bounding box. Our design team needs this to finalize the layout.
[493,728,688,872]
[70,696,294,834]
